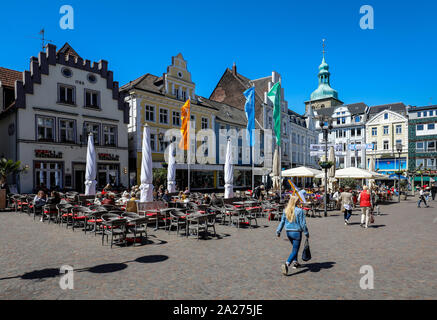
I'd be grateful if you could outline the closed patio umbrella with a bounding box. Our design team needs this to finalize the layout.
[224,139,234,199]
[84,134,97,196]
[328,146,336,192]
[272,148,281,191]
[140,126,154,202]
[167,143,176,193]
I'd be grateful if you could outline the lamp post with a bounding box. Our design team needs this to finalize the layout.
[396,143,402,202]
[317,115,333,217]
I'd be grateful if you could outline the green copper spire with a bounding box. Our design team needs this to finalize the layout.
[310,39,339,101]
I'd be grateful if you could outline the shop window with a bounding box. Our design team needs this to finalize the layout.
[35,161,63,190]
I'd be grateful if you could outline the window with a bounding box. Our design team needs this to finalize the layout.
[61,67,72,78]
[372,127,377,136]
[372,141,378,150]
[423,111,427,117]
[83,122,100,145]
[201,117,209,129]
[417,124,424,131]
[190,115,196,128]
[159,108,168,124]
[341,117,346,124]
[336,118,340,125]
[416,158,425,168]
[59,119,75,143]
[351,129,355,137]
[427,159,436,169]
[383,141,389,150]
[356,128,361,136]
[416,142,425,151]
[150,134,156,151]
[292,133,296,143]
[145,105,155,122]
[174,88,180,99]
[58,84,75,104]
[384,113,389,120]
[87,74,97,83]
[355,116,361,123]
[396,125,402,134]
[102,125,117,146]
[36,116,55,142]
[85,90,100,108]
[181,90,186,101]
[383,126,389,135]
[430,111,434,116]
[428,123,435,130]
[427,141,436,152]
[417,112,422,118]
[172,111,181,126]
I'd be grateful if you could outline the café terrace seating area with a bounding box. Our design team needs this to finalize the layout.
[5,191,297,248]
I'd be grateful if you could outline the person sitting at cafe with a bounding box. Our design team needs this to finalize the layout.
[33,190,47,220]
[47,191,61,205]
[202,194,211,205]
[101,193,115,205]
[183,187,190,195]
[162,190,171,203]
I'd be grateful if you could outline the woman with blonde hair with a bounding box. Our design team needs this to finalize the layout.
[276,196,310,275]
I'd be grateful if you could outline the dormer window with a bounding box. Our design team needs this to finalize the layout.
[384,113,389,120]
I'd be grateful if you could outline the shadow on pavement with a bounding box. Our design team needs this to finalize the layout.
[134,255,168,264]
[83,263,128,274]
[287,261,336,277]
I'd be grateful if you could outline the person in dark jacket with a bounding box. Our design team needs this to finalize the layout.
[47,191,61,205]
[276,195,310,275]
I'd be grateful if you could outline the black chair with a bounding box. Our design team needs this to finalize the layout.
[102,218,127,248]
[188,215,208,240]
[168,211,187,236]
[127,217,148,246]
[206,213,217,237]
[71,206,91,231]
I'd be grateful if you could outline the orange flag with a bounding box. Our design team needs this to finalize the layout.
[178,98,190,150]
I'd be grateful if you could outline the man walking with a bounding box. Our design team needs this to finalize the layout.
[418,187,429,208]
[358,186,372,229]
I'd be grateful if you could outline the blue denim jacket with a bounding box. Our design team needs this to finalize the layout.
[276,207,309,237]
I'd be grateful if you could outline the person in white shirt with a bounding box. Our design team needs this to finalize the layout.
[417,187,429,208]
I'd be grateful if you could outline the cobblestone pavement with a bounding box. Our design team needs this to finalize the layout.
[0,197,436,300]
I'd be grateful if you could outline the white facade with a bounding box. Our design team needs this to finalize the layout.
[0,43,129,193]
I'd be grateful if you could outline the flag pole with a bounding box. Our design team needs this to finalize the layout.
[188,121,191,192]
[279,144,282,201]
[251,138,255,194]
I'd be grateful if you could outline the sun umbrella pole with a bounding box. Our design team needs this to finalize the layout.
[279,144,282,200]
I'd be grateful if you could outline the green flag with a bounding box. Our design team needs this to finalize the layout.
[267,82,281,146]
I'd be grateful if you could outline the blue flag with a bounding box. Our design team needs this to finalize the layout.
[244,86,255,146]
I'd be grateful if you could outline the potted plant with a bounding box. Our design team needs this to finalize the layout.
[319,161,334,169]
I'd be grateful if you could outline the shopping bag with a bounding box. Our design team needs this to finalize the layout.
[302,238,311,262]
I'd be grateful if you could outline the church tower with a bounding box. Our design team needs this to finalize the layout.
[305,39,343,112]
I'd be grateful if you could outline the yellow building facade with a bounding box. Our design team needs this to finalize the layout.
[121,53,219,189]
[365,109,409,174]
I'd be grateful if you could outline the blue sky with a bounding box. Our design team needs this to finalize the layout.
[1,0,436,114]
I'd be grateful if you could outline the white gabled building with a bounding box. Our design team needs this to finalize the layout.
[0,43,129,193]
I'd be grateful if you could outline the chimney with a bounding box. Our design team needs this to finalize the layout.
[232,62,237,75]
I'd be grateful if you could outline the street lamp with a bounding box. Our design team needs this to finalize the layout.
[317,115,334,217]
[396,143,403,202]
